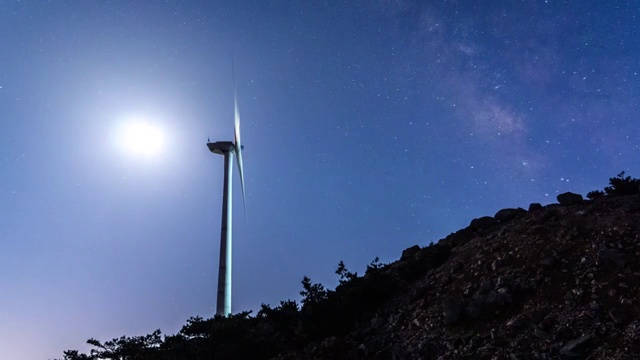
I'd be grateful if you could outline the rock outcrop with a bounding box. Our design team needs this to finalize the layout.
[557,192,584,205]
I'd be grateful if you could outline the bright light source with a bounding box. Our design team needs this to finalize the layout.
[116,120,164,157]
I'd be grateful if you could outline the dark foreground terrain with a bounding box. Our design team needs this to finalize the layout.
[59,174,640,359]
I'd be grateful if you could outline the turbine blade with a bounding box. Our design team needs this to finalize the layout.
[234,93,247,218]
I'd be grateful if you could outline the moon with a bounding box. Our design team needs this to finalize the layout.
[116,120,165,157]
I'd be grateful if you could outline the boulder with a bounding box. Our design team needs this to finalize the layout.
[528,203,543,211]
[401,245,421,261]
[440,227,474,248]
[494,208,527,223]
[557,192,584,205]
[470,216,498,231]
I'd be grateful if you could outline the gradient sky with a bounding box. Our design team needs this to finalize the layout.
[1,1,639,358]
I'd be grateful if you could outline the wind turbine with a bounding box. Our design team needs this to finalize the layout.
[207,82,246,317]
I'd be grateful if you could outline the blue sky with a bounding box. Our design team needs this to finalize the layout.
[1,1,638,358]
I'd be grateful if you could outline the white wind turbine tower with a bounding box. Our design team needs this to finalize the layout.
[207,79,246,317]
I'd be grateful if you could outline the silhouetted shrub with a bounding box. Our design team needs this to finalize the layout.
[60,350,94,360]
[587,190,605,199]
[60,331,163,360]
[604,171,640,196]
[299,259,398,341]
[255,300,302,347]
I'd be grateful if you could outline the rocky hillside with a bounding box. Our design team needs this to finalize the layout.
[279,192,640,359]
[59,174,640,360]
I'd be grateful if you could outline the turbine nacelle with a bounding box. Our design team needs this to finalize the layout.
[207,141,242,155]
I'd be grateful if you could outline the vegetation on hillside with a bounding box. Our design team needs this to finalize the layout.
[57,248,453,360]
[587,171,640,199]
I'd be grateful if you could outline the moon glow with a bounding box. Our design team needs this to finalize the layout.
[116,120,164,157]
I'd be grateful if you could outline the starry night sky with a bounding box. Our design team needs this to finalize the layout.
[1,1,639,358]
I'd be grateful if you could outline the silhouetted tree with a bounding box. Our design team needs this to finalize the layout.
[336,260,358,284]
[299,276,328,306]
[604,171,640,196]
[86,330,162,360]
[60,350,94,360]
[365,256,387,274]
